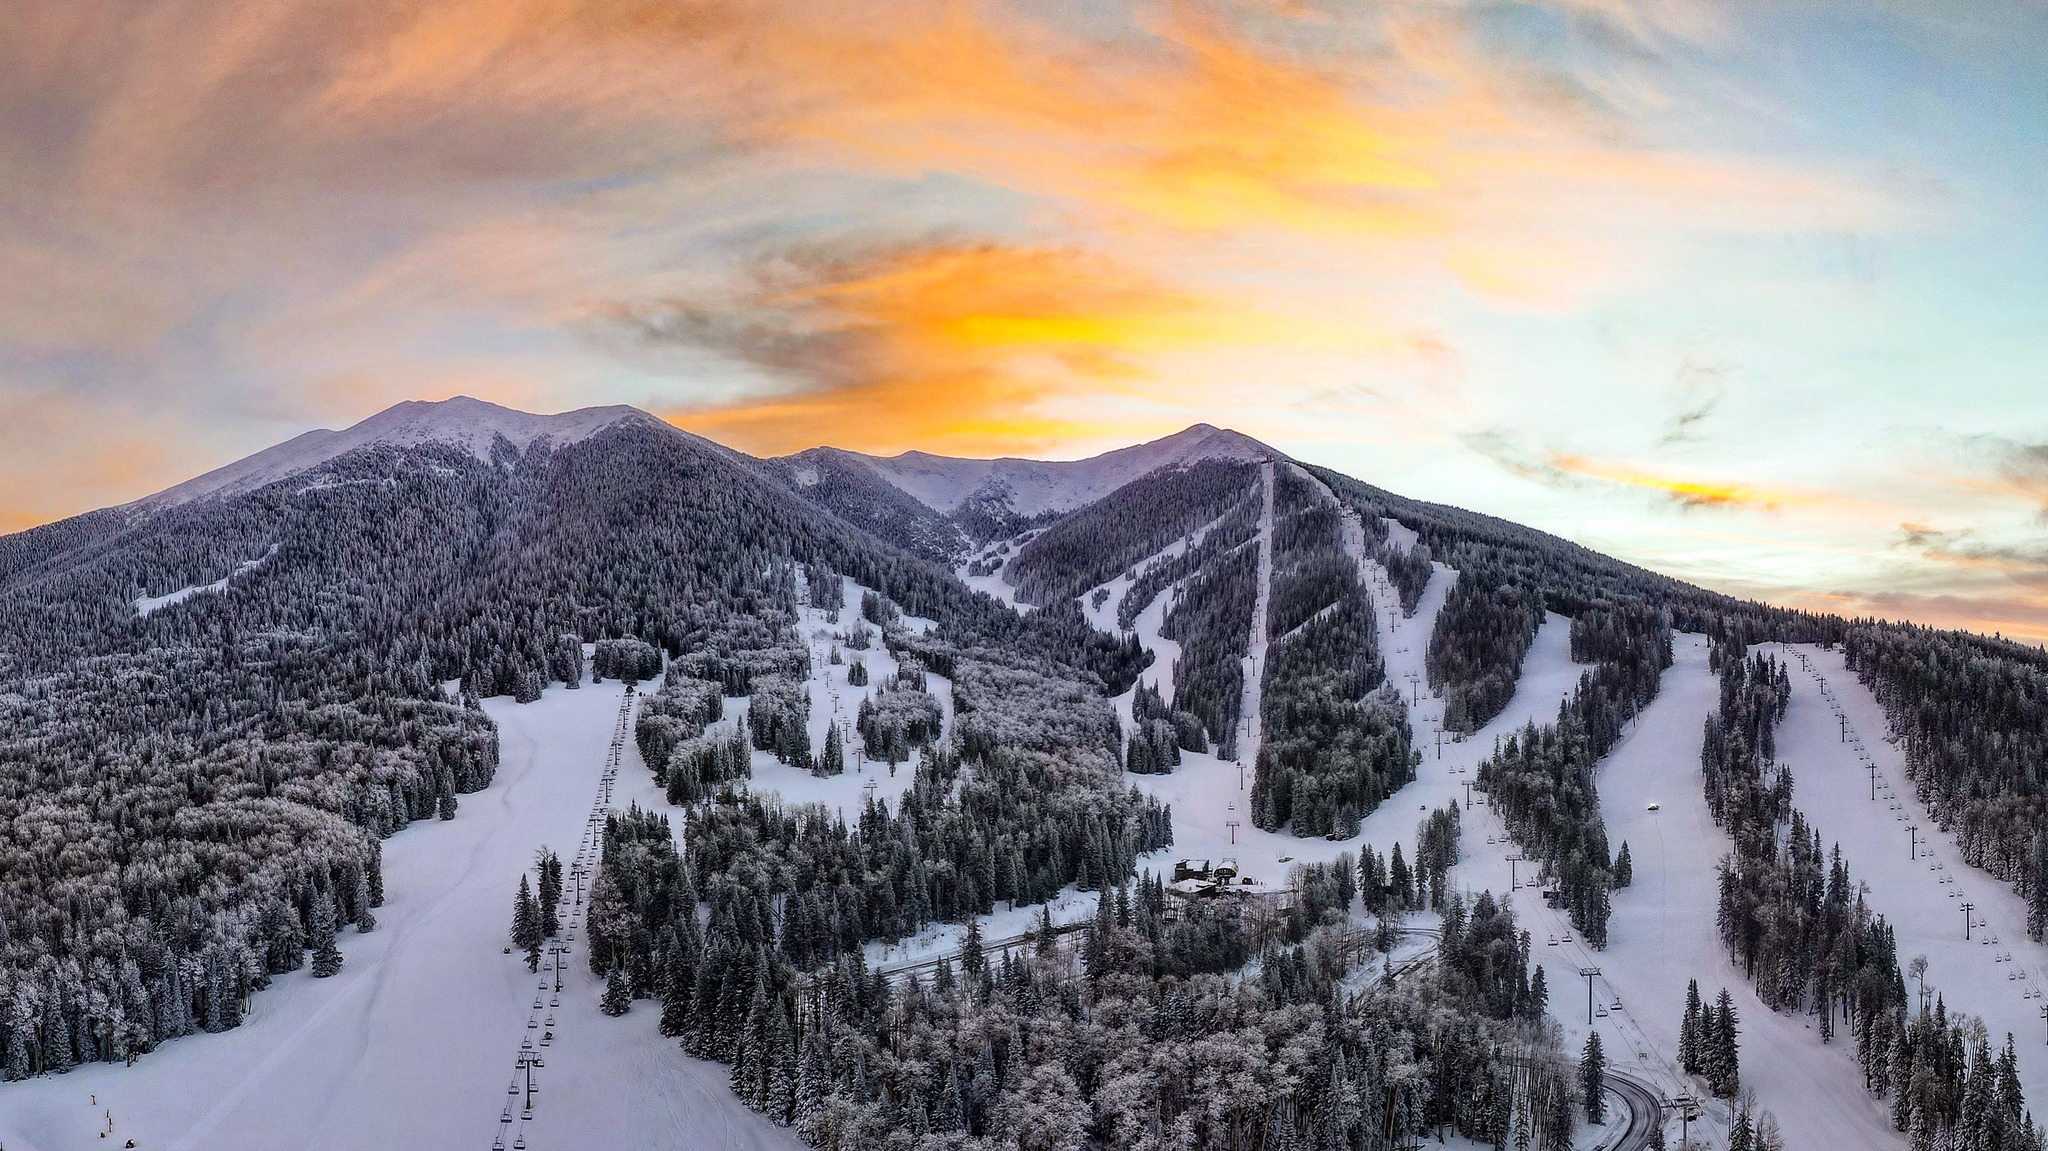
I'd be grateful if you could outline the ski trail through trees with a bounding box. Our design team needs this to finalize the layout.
[482,685,631,1150]
[1770,643,2048,1119]
[1235,460,1276,763]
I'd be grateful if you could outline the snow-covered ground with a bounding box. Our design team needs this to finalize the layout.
[1236,461,1277,763]
[133,544,279,616]
[955,532,1036,612]
[0,676,799,1151]
[1764,643,2048,1117]
[1460,635,1908,1151]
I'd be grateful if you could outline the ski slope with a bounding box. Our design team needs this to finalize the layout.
[0,676,799,1151]
[1460,635,1908,1151]
[1766,643,2048,1117]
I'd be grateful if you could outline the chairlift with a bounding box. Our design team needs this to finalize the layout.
[1596,1006,1610,1018]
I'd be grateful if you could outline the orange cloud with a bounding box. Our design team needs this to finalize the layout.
[1545,453,1812,510]
[621,240,1370,456]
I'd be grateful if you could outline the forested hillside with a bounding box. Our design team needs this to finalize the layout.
[9,399,2048,1151]
[1252,466,1412,837]
[0,414,1138,1080]
[1310,465,1842,733]
[762,448,968,564]
[1002,459,1256,606]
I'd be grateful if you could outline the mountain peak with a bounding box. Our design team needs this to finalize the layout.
[143,396,662,508]
[827,423,1282,517]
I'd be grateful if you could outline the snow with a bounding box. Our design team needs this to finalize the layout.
[133,545,278,616]
[1108,463,1580,901]
[849,423,1272,516]
[0,676,799,1151]
[1383,516,1420,553]
[956,535,1035,612]
[1763,643,2048,1118]
[1457,634,1908,1151]
[1236,461,1277,763]
[140,396,662,508]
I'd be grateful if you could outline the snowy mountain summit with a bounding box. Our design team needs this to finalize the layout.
[142,396,661,508]
[843,422,1275,517]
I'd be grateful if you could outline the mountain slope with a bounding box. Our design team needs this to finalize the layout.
[140,395,661,509]
[9,398,2048,1151]
[0,400,1148,1090]
[757,447,968,563]
[831,422,1272,518]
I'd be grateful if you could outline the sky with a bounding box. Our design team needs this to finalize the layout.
[4,0,2047,639]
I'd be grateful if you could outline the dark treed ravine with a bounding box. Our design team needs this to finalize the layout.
[4,400,2048,1151]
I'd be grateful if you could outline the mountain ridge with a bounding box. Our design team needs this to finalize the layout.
[138,396,666,509]
[807,422,1277,518]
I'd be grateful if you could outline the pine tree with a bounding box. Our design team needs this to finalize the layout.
[513,875,543,971]
[1679,979,1702,1074]
[660,944,694,1037]
[1710,987,1741,1097]
[536,848,563,935]
[1889,1023,1914,1130]
[1613,842,1632,888]
[1580,1032,1606,1122]
[601,967,632,1016]
[1527,965,1549,1018]
[309,894,344,978]
[960,917,986,979]
[820,724,845,777]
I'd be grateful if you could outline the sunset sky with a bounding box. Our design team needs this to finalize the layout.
[5,1,2046,637]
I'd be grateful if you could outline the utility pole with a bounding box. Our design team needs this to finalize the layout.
[1226,819,1240,846]
[1463,780,1473,810]
[1870,763,1879,801]
[1580,967,1601,1025]
[1963,903,1976,941]
[1910,825,1919,861]
[1506,854,1525,891]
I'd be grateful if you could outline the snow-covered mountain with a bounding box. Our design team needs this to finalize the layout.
[140,396,663,508]
[808,423,1275,518]
[5,397,2045,1151]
